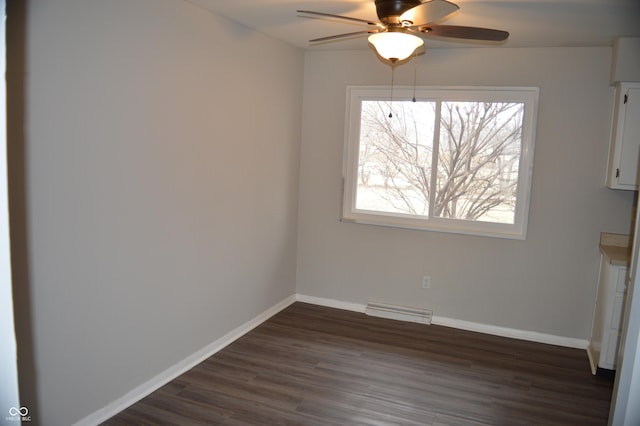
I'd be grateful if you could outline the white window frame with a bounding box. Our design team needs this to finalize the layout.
[342,85,539,240]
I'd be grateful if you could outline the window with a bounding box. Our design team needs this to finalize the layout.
[342,86,538,239]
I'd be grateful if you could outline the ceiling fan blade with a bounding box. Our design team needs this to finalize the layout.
[400,0,459,26]
[297,10,382,27]
[309,30,380,44]
[419,25,509,41]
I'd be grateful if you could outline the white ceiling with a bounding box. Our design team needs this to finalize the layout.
[187,0,640,50]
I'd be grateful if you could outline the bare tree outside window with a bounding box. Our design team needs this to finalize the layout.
[357,99,524,224]
[437,101,523,223]
[356,100,435,216]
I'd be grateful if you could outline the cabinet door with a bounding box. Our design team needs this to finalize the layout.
[607,83,640,190]
[605,331,622,366]
[611,293,626,331]
[617,87,640,187]
[589,260,629,371]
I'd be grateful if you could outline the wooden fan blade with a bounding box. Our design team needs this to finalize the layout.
[400,0,459,27]
[419,25,509,41]
[309,30,379,43]
[297,10,382,27]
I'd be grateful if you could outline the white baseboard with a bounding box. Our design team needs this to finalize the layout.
[296,294,589,350]
[74,295,297,426]
[296,294,366,312]
[432,315,588,349]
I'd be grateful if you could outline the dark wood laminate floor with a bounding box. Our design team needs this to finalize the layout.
[103,302,614,425]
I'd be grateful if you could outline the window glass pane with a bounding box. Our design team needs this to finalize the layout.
[343,86,538,239]
[356,100,436,216]
[436,101,524,224]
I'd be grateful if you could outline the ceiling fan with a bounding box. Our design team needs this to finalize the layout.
[298,0,509,64]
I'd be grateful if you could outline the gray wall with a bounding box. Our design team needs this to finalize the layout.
[10,1,303,425]
[297,47,635,340]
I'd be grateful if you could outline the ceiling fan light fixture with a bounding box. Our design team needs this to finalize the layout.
[368,31,424,63]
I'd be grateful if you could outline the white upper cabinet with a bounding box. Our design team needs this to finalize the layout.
[607,82,640,190]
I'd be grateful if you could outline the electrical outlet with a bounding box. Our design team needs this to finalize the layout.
[422,275,431,289]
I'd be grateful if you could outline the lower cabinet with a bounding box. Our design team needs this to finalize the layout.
[588,256,628,373]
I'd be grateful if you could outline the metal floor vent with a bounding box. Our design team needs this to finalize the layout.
[365,302,433,325]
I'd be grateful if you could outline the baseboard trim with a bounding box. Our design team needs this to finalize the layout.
[74,294,297,426]
[295,294,366,313]
[432,316,588,349]
[296,294,588,350]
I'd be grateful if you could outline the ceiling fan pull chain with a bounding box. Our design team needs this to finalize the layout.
[412,51,418,102]
[389,66,395,118]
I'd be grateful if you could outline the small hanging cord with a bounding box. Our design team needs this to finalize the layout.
[412,52,418,102]
[389,65,395,118]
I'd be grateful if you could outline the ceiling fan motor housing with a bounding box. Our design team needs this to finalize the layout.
[375,0,422,22]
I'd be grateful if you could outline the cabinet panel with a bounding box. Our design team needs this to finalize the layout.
[617,87,640,186]
[588,257,628,373]
[615,271,628,292]
[605,332,621,366]
[607,83,640,190]
[611,294,626,331]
